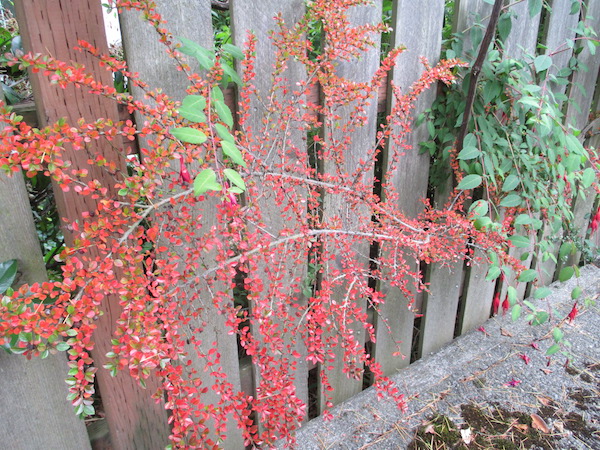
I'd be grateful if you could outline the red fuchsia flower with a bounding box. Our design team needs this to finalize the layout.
[504,378,521,387]
[590,208,600,232]
[501,294,510,316]
[492,292,500,315]
[519,353,531,364]
[567,302,578,323]
[178,158,191,184]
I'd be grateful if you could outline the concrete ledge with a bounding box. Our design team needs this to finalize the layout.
[285,264,600,449]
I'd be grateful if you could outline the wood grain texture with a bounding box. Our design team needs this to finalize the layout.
[0,170,91,450]
[120,4,245,447]
[452,0,493,57]
[14,2,170,449]
[374,0,445,376]
[458,249,496,334]
[317,0,382,408]
[231,0,310,423]
[502,0,542,58]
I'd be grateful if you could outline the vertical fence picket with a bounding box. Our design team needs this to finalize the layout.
[0,169,91,449]
[418,0,493,357]
[120,4,245,447]
[375,0,445,373]
[230,0,309,428]
[456,0,540,322]
[561,0,600,267]
[502,0,542,59]
[319,1,382,408]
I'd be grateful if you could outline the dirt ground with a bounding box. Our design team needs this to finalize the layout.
[287,264,600,449]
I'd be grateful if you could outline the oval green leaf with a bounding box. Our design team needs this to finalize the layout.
[223,168,246,191]
[534,54,552,73]
[558,266,575,282]
[486,265,501,281]
[457,174,482,190]
[214,100,234,128]
[500,194,522,207]
[170,127,208,145]
[509,235,530,248]
[222,43,245,60]
[215,123,235,144]
[517,269,537,283]
[502,174,520,192]
[221,141,246,167]
[193,168,222,196]
[511,304,521,322]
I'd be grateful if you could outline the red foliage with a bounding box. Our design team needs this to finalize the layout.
[0,0,525,447]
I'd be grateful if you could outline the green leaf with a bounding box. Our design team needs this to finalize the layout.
[509,235,530,248]
[458,146,481,160]
[55,341,70,351]
[511,304,522,322]
[507,286,517,305]
[474,216,492,230]
[502,174,520,192]
[193,169,222,196]
[546,343,561,355]
[500,194,522,207]
[552,327,563,343]
[223,168,246,191]
[221,141,246,167]
[514,214,533,226]
[528,0,542,17]
[468,199,488,217]
[457,174,482,190]
[0,259,17,294]
[222,63,243,86]
[534,55,552,73]
[222,43,244,60]
[534,287,551,299]
[571,286,582,299]
[215,123,235,144]
[497,12,512,42]
[581,167,595,188]
[178,37,215,70]
[214,100,234,128]
[179,95,207,123]
[170,127,208,145]
[532,311,549,325]
[518,269,537,283]
[486,265,501,281]
[558,266,575,282]
[211,86,224,102]
[559,242,574,260]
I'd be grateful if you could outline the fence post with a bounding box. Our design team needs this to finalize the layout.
[13,1,170,448]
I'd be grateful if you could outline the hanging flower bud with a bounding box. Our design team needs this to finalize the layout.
[492,292,500,315]
[502,294,510,316]
[179,158,191,184]
[567,302,578,323]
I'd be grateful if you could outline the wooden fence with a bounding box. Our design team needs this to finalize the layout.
[9,0,600,448]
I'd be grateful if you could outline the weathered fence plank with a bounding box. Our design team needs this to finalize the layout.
[120,4,246,447]
[0,169,91,450]
[419,0,493,357]
[502,0,542,59]
[319,1,382,408]
[562,0,600,267]
[230,0,310,427]
[14,2,170,448]
[375,0,445,374]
